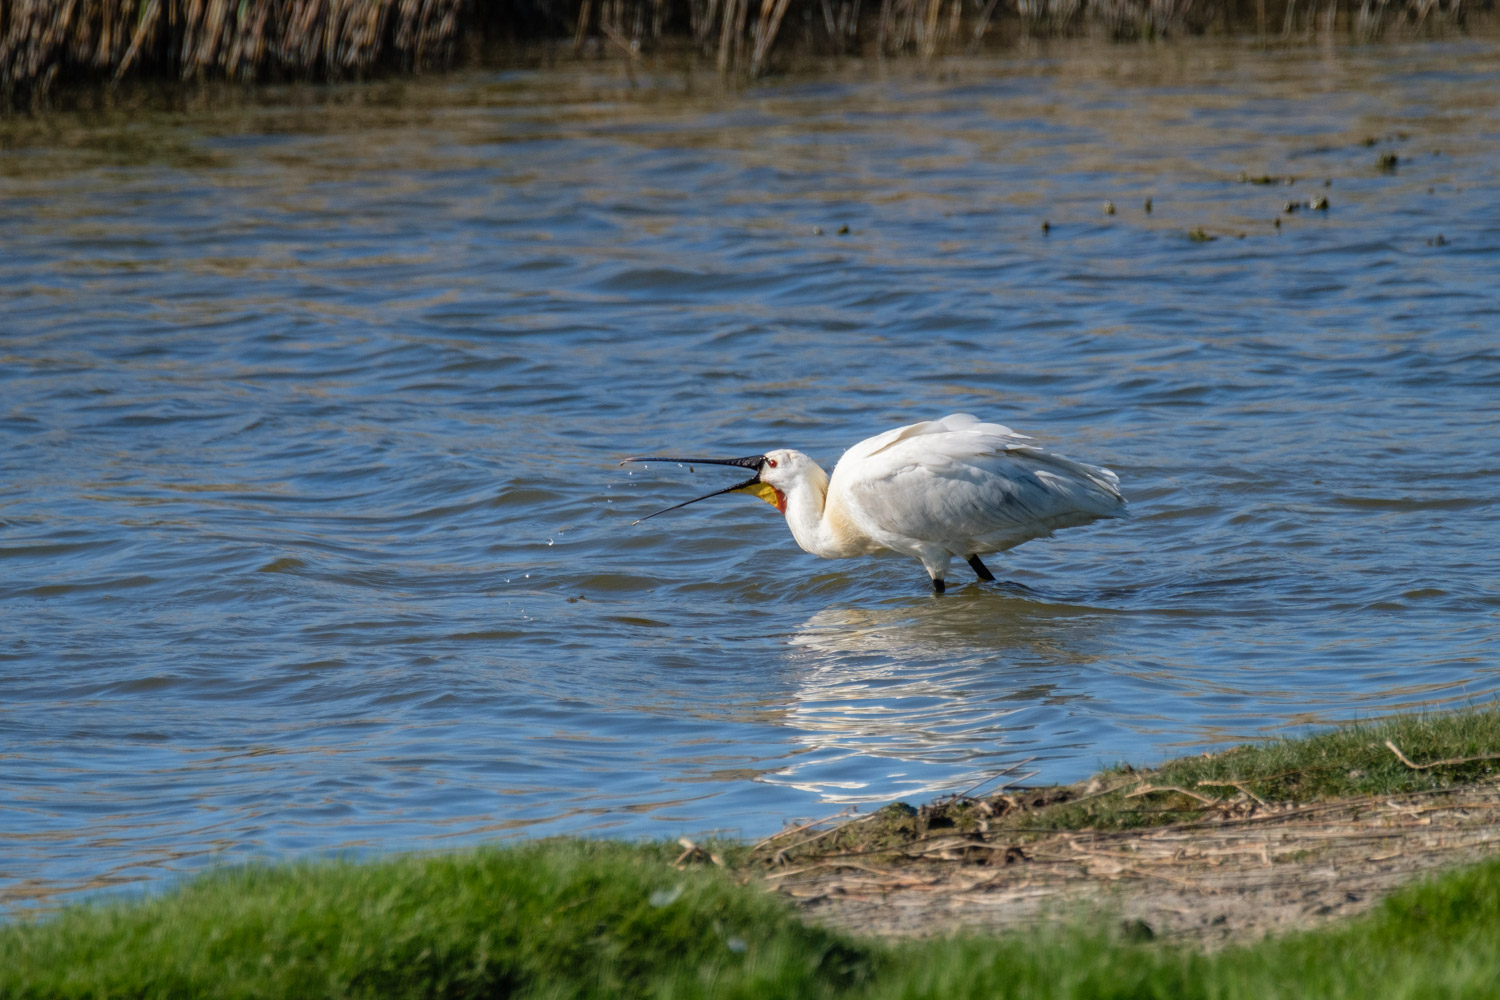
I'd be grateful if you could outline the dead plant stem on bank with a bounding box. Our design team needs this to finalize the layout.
[1385,739,1500,771]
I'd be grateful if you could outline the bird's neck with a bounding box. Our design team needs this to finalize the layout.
[783,463,867,559]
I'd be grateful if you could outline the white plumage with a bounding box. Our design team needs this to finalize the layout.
[625,413,1126,592]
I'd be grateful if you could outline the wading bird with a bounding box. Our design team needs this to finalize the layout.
[623,413,1126,593]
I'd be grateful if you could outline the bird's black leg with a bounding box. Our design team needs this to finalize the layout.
[967,555,995,582]
[931,576,946,595]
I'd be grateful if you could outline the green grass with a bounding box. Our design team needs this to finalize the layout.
[6,708,1500,999]
[0,840,873,1000]
[1027,706,1500,832]
[6,839,1500,999]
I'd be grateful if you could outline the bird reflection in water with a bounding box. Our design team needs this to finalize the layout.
[763,594,1117,803]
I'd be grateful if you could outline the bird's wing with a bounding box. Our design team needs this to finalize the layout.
[851,413,1022,459]
[835,414,1124,553]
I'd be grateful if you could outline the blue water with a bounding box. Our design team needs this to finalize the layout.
[2,35,1499,910]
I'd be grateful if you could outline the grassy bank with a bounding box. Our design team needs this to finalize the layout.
[2,0,1486,106]
[5,832,1500,998]
[4,707,1500,998]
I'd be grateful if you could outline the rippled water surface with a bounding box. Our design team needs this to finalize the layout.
[3,36,1500,909]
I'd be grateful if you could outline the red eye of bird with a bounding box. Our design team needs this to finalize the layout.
[767,458,778,468]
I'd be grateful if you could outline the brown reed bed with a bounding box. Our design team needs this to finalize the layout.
[571,0,1479,75]
[1,0,1483,106]
[1,0,464,104]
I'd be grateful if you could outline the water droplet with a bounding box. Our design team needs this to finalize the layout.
[649,884,684,907]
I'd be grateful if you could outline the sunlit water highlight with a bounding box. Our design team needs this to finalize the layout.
[2,36,1499,910]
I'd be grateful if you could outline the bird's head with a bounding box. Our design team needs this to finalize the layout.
[758,449,823,498]
[621,448,816,523]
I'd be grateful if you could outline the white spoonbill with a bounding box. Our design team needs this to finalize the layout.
[623,413,1126,593]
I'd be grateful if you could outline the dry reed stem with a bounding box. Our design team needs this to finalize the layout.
[1384,739,1500,771]
[946,756,1039,800]
[748,0,792,75]
[750,807,864,852]
[697,0,721,45]
[573,0,593,50]
[1195,779,1271,807]
[920,0,941,58]
[672,836,724,867]
[1125,783,1221,806]
[715,0,737,70]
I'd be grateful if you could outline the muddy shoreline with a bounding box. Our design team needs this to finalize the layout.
[751,750,1500,946]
